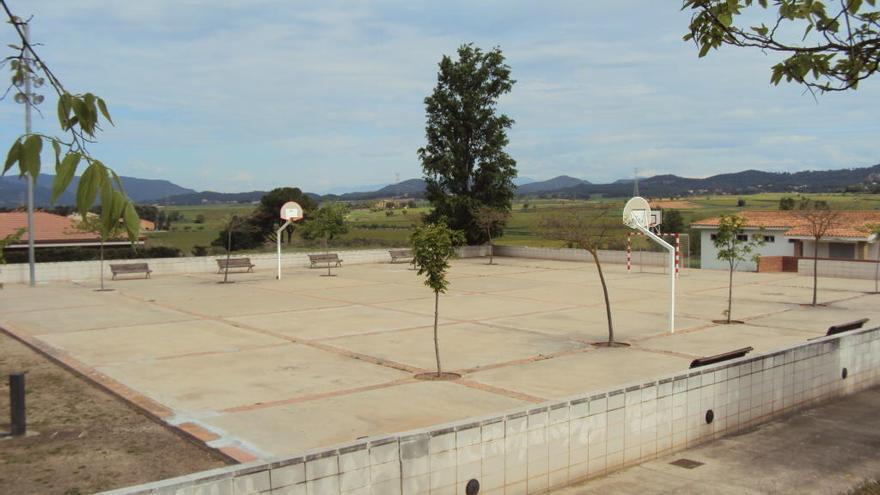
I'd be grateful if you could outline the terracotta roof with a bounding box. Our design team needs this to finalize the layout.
[692,210,880,239]
[0,211,144,245]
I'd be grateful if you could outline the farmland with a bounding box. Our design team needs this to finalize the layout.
[145,193,880,256]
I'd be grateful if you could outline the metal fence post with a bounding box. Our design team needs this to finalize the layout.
[10,373,25,436]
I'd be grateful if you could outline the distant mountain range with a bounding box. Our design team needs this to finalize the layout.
[0,173,196,208]
[3,163,878,208]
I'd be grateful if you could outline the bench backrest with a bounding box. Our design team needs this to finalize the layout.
[689,346,753,369]
[826,318,869,336]
[110,263,150,272]
[309,254,340,261]
[217,258,253,267]
[389,249,412,256]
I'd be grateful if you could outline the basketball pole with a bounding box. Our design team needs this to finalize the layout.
[276,219,292,280]
[635,224,676,334]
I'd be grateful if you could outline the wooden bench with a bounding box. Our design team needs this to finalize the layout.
[689,346,753,369]
[826,318,869,337]
[308,253,342,268]
[110,263,152,280]
[388,249,414,264]
[216,258,255,273]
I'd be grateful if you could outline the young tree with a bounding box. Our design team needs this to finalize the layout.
[216,215,245,284]
[795,202,841,306]
[418,44,517,245]
[300,203,349,276]
[410,222,465,377]
[539,206,621,345]
[779,197,796,210]
[473,205,510,265]
[683,0,880,93]
[76,213,127,292]
[713,215,763,323]
[0,228,25,265]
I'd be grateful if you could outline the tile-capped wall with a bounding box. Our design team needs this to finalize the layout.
[101,326,880,495]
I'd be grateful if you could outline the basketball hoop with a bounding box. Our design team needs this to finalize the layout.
[277,201,305,279]
[623,196,676,334]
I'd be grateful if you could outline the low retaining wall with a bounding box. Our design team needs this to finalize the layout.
[0,248,429,285]
[493,245,667,267]
[102,326,880,495]
[798,257,880,281]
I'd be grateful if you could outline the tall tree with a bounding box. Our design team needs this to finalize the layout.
[661,209,685,233]
[713,215,764,323]
[75,214,126,292]
[410,222,465,377]
[473,205,509,265]
[418,44,517,245]
[683,0,880,93]
[539,206,621,345]
[251,187,316,244]
[795,201,840,306]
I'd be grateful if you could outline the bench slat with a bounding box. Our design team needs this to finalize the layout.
[110,263,151,280]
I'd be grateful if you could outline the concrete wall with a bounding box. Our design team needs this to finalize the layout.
[0,249,403,285]
[798,257,880,281]
[492,245,668,267]
[101,326,880,495]
[699,229,794,272]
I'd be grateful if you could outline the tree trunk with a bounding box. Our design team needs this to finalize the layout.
[727,264,734,324]
[487,227,494,265]
[433,290,441,376]
[223,227,232,283]
[99,240,105,291]
[324,237,331,276]
[875,248,879,294]
[812,240,819,306]
[590,249,614,343]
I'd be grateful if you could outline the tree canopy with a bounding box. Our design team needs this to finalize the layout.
[250,187,316,243]
[418,44,517,245]
[683,0,880,93]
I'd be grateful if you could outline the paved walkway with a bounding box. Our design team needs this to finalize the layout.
[554,387,880,494]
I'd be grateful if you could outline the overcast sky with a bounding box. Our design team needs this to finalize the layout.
[1,1,877,193]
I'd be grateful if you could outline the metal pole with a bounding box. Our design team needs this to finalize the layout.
[23,21,35,287]
[276,219,292,280]
[10,373,26,436]
[637,225,675,334]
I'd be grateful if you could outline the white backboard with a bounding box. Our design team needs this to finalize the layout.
[623,197,652,229]
[280,201,304,221]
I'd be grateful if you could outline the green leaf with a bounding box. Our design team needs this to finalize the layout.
[96,97,113,126]
[76,161,104,216]
[698,42,712,57]
[100,178,115,235]
[52,152,81,204]
[122,201,140,242]
[20,135,42,178]
[4,140,21,174]
[52,139,61,167]
[57,94,71,130]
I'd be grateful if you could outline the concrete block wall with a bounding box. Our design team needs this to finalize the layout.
[101,326,880,495]
[798,258,880,281]
[0,249,402,285]
[492,245,667,267]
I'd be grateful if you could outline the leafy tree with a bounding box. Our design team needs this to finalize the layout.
[713,214,764,323]
[737,198,746,207]
[211,218,262,252]
[779,196,796,210]
[795,201,840,306]
[300,203,349,276]
[418,44,517,245]
[0,227,25,266]
[251,187,316,244]
[473,205,510,265]
[539,207,621,345]
[1,7,139,245]
[410,222,465,377]
[661,208,685,233]
[194,214,206,224]
[683,0,880,93]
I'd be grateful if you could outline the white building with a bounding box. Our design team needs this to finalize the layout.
[693,211,880,271]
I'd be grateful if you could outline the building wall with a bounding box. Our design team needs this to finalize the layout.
[699,229,793,272]
[798,258,880,281]
[101,325,880,495]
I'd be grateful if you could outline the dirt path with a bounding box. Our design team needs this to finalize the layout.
[0,331,229,495]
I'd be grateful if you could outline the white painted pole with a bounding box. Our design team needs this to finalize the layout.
[276,219,292,280]
[636,225,676,334]
[22,21,35,287]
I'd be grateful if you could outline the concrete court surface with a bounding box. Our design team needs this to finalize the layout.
[1,256,879,461]
[553,386,880,494]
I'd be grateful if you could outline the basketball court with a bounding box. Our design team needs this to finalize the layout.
[1,256,878,461]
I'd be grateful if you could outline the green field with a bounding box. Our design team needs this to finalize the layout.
[145,193,880,256]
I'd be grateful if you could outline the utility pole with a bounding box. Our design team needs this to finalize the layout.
[19,18,36,287]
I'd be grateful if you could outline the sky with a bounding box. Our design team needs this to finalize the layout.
[1,1,878,194]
